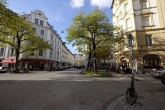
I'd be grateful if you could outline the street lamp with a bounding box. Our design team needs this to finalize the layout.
[127,33,134,77]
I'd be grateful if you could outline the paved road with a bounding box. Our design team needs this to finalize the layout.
[0,68,164,110]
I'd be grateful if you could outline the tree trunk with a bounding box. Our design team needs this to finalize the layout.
[15,50,19,73]
[15,38,21,73]
[93,42,97,73]
[87,51,92,71]
[104,58,105,69]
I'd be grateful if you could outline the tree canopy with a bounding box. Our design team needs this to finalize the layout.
[66,7,120,73]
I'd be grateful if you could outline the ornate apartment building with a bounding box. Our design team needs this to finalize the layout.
[0,10,74,70]
[111,0,165,70]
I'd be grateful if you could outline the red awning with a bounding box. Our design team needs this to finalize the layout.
[49,60,55,63]
[1,59,16,63]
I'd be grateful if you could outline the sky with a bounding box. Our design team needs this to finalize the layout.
[7,0,113,54]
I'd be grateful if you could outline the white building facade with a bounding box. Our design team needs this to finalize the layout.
[111,0,165,70]
[0,10,74,70]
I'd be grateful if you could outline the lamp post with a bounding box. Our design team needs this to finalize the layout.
[36,50,39,72]
[127,33,134,77]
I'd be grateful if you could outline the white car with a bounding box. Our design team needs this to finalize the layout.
[0,66,9,73]
[150,68,165,78]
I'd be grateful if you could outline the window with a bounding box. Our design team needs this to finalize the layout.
[39,50,43,56]
[0,48,4,55]
[40,20,43,26]
[50,52,53,58]
[51,34,53,40]
[143,17,150,26]
[125,3,129,12]
[50,43,53,49]
[35,18,39,24]
[141,1,147,9]
[145,35,152,45]
[40,30,44,35]
[143,54,161,68]
[32,27,36,33]
[10,48,15,56]
[126,19,131,28]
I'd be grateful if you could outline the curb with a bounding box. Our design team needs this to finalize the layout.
[106,95,125,110]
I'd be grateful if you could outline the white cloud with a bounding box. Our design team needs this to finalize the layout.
[70,0,85,8]
[90,0,112,8]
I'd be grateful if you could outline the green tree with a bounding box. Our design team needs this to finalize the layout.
[0,0,8,6]
[96,41,114,69]
[0,4,50,72]
[72,39,93,70]
[66,7,119,73]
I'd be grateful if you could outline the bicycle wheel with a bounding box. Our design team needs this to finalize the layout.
[126,88,137,105]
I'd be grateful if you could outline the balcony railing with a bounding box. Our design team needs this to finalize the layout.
[138,45,165,50]
[141,8,151,14]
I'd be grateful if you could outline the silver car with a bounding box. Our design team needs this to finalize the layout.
[150,68,165,78]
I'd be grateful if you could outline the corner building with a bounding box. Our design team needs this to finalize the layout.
[0,10,74,70]
[111,0,165,71]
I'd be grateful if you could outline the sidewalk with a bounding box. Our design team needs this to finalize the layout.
[106,72,165,110]
[106,92,165,110]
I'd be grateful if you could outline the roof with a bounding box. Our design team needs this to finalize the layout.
[111,0,115,9]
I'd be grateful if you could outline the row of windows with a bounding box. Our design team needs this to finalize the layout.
[124,16,150,28]
[32,27,44,36]
[114,0,148,13]
[35,18,44,26]
[30,50,43,56]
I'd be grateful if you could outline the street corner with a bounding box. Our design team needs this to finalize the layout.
[106,92,165,110]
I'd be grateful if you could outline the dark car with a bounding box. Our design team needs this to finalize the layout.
[0,66,9,73]
[76,65,81,69]
[161,73,165,84]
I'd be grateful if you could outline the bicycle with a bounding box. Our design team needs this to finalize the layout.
[126,76,140,105]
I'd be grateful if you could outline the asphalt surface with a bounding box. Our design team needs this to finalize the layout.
[0,68,164,110]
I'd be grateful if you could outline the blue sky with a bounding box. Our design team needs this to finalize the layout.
[7,0,113,54]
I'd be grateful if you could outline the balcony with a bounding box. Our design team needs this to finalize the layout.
[141,8,151,14]
[138,45,165,51]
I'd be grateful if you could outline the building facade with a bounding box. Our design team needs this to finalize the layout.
[0,10,74,70]
[111,0,165,70]
[74,54,85,67]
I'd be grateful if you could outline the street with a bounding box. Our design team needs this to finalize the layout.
[0,68,164,110]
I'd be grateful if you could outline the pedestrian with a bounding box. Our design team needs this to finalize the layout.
[30,65,32,71]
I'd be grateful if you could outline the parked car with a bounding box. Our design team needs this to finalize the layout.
[161,73,165,84]
[150,68,165,78]
[0,66,9,73]
[76,65,81,69]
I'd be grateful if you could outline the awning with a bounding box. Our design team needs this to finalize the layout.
[1,59,16,63]
[49,60,55,63]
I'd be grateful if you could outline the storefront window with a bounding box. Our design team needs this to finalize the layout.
[143,54,161,68]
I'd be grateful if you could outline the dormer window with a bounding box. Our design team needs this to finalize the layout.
[39,13,41,15]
